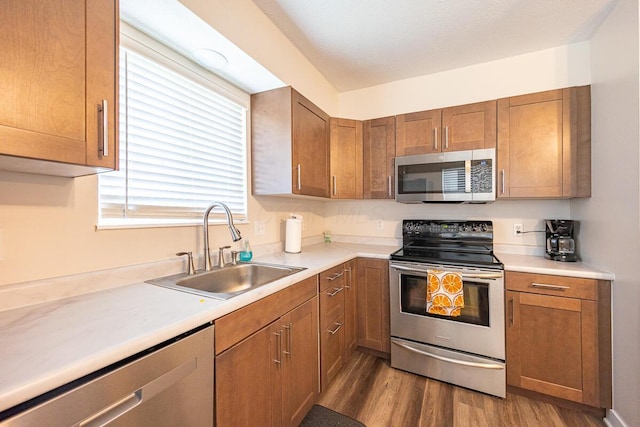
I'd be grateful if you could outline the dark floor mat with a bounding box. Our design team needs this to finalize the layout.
[300,404,366,427]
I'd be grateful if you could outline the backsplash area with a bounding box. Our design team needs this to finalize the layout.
[324,198,570,254]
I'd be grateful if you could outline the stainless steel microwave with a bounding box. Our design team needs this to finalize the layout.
[395,148,496,203]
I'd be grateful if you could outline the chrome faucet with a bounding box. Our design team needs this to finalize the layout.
[203,202,242,271]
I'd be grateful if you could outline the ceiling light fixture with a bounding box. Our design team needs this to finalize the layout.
[193,48,228,71]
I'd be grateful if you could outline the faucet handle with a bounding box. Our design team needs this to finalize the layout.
[230,251,241,265]
[176,252,196,275]
[218,246,231,268]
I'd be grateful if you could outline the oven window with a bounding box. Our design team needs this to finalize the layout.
[400,274,490,326]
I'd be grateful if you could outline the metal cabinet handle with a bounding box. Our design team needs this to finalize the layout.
[531,282,570,291]
[273,331,282,364]
[328,322,343,335]
[509,298,514,326]
[501,169,505,194]
[332,176,337,195]
[175,252,196,275]
[296,164,301,190]
[326,287,344,297]
[344,267,352,289]
[282,322,293,357]
[388,176,392,197]
[324,272,344,281]
[98,99,109,157]
[433,127,438,150]
[445,125,449,149]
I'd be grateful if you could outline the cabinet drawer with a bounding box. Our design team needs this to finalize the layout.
[506,271,598,300]
[320,283,345,329]
[319,264,346,292]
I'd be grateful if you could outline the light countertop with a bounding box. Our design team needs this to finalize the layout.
[0,242,613,414]
[496,252,615,280]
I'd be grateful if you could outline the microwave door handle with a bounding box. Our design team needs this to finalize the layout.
[465,160,471,193]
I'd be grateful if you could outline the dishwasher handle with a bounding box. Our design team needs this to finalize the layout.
[77,358,197,427]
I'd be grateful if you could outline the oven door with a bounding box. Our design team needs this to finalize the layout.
[390,261,505,360]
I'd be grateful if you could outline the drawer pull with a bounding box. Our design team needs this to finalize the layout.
[531,282,570,291]
[324,272,344,281]
[328,322,343,335]
[326,287,344,297]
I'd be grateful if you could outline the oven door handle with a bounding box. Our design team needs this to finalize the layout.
[390,264,502,279]
[392,340,504,370]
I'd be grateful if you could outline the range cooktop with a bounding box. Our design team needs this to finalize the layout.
[390,220,503,269]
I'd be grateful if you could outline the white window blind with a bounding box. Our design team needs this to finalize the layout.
[99,47,247,225]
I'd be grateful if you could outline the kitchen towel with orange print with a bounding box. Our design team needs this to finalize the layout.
[427,270,464,316]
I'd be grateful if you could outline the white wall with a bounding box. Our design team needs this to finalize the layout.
[572,0,640,425]
[338,42,591,119]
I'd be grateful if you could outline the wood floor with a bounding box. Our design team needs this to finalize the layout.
[317,351,605,427]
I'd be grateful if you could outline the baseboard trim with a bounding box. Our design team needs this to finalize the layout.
[605,408,629,427]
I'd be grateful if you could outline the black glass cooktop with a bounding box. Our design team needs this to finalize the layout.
[391,220,503,269]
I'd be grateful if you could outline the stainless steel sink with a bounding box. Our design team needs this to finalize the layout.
[146,262,306,300]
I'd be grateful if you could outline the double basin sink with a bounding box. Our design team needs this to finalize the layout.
[147,262,306,300]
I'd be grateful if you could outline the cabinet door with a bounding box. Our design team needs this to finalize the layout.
[442,100,496,152]
[506,290,598,405]
[216,322,282,427]
[363,117,395,199]
[497,87,591,198]
[281,297,319,427]
[343,260,358,361]
[356,258,390,354]
[395,109,441,156]
[292,90,330,197]
[0,0,117,173]
[320,315,345,390]
[329,118,363,199]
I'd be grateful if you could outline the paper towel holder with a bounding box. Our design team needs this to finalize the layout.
[285,213,303,253]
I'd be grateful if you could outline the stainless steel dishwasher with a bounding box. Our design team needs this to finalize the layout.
[0,325,214,427]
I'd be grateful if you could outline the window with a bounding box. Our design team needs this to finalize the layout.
[99,29,248,227]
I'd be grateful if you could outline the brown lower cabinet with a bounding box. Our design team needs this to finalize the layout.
[506,271,611,409]
[215,277,319,427]
[319,263,347,390]
[356,258,390,355]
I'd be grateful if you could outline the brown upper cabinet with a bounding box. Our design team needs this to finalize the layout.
[252,86,330,198]
[395,101,496,156]
[0,0,118,177]
[497,86,591,199]
[329,118,363,199]
[363,116,396,199]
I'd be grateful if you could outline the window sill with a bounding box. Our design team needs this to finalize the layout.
[96,218,249,231]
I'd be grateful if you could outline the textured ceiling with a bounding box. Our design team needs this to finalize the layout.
[253,0,617,92]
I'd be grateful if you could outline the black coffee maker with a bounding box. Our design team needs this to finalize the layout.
[545,220,578,262]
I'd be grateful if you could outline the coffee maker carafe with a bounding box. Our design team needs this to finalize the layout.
[545,220,577,262]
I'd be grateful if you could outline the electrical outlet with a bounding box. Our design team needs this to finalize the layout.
[376,220,384,230]
[255,221,266,236]
[513,223,523,236]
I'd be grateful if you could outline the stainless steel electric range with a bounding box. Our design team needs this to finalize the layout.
[389,220,506,398]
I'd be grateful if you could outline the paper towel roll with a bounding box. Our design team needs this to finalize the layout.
[285,215,302,253]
